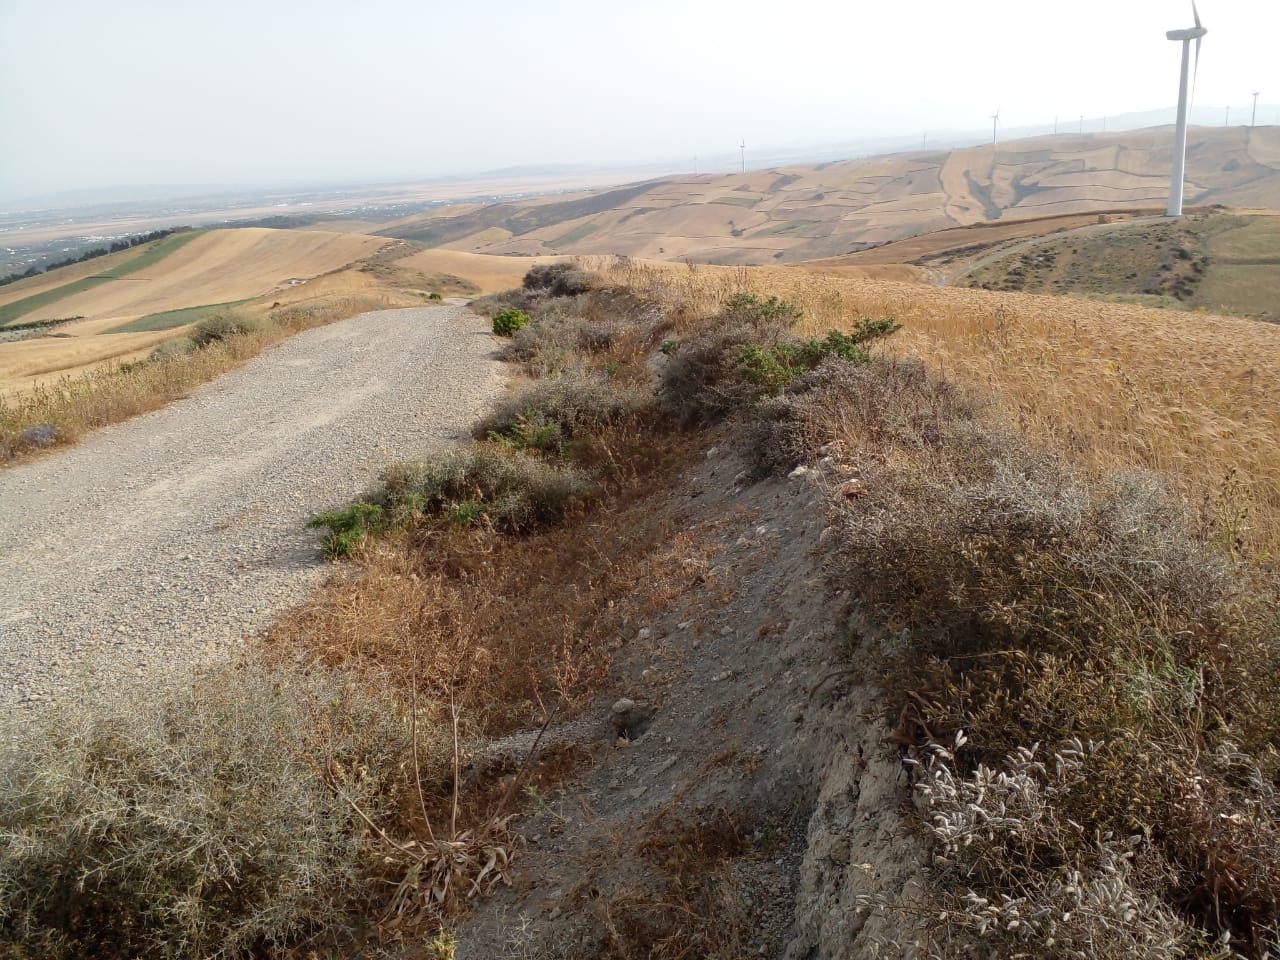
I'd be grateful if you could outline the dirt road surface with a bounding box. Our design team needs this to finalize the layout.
[0,304,503,709]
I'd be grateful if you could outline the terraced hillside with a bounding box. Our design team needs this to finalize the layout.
[380,126,1280,264]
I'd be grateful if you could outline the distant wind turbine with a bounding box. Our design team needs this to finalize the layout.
[740,139,746,174]
[1252,91,1261,127]
[990,107,1000,148]
[1166,0,1208,217]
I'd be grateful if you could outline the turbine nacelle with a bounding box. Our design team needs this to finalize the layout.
[1166,26,1207,41]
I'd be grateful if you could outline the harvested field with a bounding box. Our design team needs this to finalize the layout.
[393,249,562,294]
[10,228,389,325]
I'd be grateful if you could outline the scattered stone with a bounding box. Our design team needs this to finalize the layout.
[787,465,811,480]
[21,424,57,448]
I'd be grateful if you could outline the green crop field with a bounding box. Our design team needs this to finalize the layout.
[107,298,253,334]
[548,223,599,248]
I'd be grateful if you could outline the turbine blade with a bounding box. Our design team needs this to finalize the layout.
[1192,0,1201,29]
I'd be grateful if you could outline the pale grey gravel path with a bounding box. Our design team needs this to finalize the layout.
[0,304,504,710]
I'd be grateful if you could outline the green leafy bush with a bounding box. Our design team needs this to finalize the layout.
[492,308,531,337]
[428,292,444,301]
[659,293,899,424]
[488,414,564,452]
[309,501,387,557]
[738,324,902,396]
[0,666,412,959]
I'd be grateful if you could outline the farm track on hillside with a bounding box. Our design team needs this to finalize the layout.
[0,304,503,709]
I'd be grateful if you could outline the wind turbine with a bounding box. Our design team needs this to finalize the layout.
[1166,1,1207,217]
[740,139,746,174]
[990,107,1000,148]
[1252,91,1262,127]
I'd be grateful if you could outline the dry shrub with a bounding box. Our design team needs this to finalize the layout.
[657,292,802,425]
[382,444,599,534]
[657,293,898,427]
[190,309,275,346]
[771,357,1280,953]
[475,372,653,452]
[268,420,696,732]
[522,262,600,298]
[499,287,666,382]
[0,664,413,959]
[859,738,1226,960]
[502,310,598,379]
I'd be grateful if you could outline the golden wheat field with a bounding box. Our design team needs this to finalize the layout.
[596,256,1280,554]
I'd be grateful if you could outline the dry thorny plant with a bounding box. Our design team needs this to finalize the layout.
[306,652,583,938]
[857,735,1239,959]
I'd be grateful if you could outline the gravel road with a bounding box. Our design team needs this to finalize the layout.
[0,304,504,710]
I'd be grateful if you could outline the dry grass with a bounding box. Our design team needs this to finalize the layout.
[0,295,390,464]
[266,417,692,734]
[595,256,1280,556]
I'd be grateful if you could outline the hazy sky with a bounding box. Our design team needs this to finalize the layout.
[1,0,1277,203]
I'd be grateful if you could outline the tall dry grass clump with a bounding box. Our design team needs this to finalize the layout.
[595,256,1280,556]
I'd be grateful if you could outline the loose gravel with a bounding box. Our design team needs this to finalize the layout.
[0,304,505,710]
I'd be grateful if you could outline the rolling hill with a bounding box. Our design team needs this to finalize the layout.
[0,228,389,326]
[379,126,1280,265]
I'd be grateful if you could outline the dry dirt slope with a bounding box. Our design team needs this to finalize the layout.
[379,126,1280,265]
[452,441,920,960]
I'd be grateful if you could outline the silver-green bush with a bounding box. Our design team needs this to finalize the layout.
[0,666,412,959]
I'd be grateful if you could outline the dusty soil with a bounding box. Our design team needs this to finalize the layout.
[0,303,504,710]
[451,439,923,960]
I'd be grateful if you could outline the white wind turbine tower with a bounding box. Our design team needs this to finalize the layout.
[1166,1,1208,217]
[990,107,1000,148]
[740,139,746,174]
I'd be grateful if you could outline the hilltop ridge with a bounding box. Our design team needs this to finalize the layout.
[381,126,1280,264]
